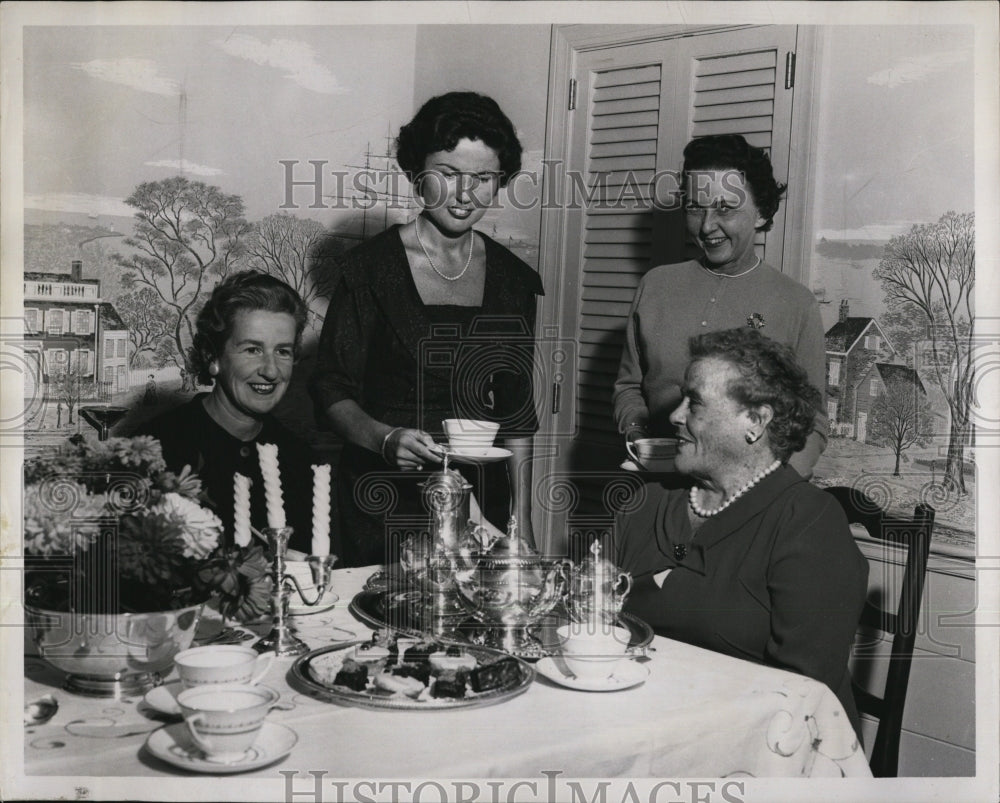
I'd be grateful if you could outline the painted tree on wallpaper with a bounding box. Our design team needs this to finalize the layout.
[874,211,974,494]
[868,375,935,476]
[112,177,250,386]
[244,213,331,327]
[48,365,95,426]
[115,287,171,368]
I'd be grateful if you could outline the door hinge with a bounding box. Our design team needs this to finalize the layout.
[784,52,796,90]
[551,382,562,414]
[568,78,577,111]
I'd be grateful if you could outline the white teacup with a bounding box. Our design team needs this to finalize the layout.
[174,645,273,689]
[443,418,500,450]
[625,437,678,472]
[557,623,631,681]
[177,683,279,763]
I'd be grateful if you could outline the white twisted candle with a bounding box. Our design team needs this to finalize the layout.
[311,464,331,556]
[233,473,252,547]
[255,443,286,529]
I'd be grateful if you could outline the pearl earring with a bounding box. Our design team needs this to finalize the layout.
[746,431,758,444]
[209,362,219,376]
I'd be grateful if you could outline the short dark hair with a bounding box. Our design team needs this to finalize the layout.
[395,92,522,187]
[688,328,820,461]
[682,134,786,232]
[189,271,308,386]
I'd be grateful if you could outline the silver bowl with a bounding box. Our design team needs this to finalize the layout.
[25,601,204,697]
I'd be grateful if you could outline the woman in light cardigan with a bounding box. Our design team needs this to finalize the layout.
[613,134,827,478]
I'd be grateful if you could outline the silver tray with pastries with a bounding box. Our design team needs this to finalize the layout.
[290,639,533,711]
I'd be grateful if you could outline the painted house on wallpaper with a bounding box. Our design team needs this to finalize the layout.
[853,362,928,444]
[23,260,130,402]
[824,300,895,438]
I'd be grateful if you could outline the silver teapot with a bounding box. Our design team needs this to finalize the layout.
[565,538,632,625]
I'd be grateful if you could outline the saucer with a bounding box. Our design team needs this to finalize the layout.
[440,446,512,464]
[535,657,649,692]
[143,680,184,716]
[288,590,339,616]
[619,458,674,473]
[145,721,297,774]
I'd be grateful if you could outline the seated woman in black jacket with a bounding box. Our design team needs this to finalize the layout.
[136,271,316,552]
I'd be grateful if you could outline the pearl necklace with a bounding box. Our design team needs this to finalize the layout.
[414,217,474,282]
[701,255,761,279]
[688,459,782,518]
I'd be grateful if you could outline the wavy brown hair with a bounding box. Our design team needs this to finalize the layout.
[190,271,308,386]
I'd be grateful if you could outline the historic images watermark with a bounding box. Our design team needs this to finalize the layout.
[279,771,747,803]
[276,161,748,214]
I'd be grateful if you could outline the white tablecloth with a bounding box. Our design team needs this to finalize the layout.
[20,566,871,783]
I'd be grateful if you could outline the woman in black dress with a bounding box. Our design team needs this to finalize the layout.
[310,92,543,567]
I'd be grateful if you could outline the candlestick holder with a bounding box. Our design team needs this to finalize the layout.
[254,527,338,656]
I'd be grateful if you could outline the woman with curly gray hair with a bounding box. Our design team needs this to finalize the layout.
[615,327,868,740]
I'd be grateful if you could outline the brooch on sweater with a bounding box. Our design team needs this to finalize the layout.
[747,312,766,329]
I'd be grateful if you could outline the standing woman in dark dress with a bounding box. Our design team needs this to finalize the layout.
[310,92,544,567]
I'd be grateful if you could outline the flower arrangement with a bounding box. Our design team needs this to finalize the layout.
[24,435,271,621]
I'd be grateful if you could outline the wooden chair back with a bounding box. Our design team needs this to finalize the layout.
[824,485,934,777]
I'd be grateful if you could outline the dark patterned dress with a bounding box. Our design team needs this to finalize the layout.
[309,226,544,567]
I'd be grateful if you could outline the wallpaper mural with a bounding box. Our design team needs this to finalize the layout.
[17,23,976,551]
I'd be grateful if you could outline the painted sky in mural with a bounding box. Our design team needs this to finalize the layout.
[22,24,543,248]
[23,24,975,274]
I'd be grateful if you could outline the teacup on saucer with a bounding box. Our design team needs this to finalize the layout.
[556,623,631,681]
[145,720,298,774]
[177,683,280,763]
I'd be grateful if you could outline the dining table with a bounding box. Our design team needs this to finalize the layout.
[19,565,872,792]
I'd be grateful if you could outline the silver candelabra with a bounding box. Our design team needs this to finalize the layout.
[253,527,338,657]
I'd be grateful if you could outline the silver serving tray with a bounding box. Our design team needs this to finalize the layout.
[290,640,534,711]
[348,586,655,658]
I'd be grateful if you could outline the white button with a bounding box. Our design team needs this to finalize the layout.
[710,297,716,302]
[701,321,707,326]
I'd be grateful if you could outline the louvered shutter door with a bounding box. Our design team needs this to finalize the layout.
[578,63,662,447]
[678,28,797,265]
[537,27,798,551]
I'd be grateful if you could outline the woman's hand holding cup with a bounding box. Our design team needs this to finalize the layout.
[382,427,443,471]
